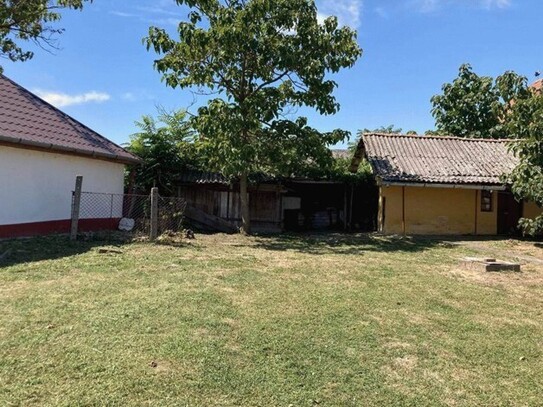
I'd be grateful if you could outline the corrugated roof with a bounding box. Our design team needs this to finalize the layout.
[179,170,230,184]
[331,149,352,160]
[0,74,140,164]
[351,133,519,186]
[179,170,283,185]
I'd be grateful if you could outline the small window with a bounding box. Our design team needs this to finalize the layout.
[481,190,493,212]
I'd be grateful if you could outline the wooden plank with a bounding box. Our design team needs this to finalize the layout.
[70,175,83,241]
[184,205,238,233]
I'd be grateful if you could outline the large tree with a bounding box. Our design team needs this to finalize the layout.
[0,0,91,71]
[506,88,543,235]
[432,64,543,235]
[430,64,529,138]
[145,0,361,233]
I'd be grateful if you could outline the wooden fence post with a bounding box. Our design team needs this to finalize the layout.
[70,176,83,241]
[150,187,159,241]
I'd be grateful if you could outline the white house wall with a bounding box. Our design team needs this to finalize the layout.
[0,145,125,226]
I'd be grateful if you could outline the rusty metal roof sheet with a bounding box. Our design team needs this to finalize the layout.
[331,149,352,160]
[352,133,519,186]
[179,170,284,185]
[179,170,230,184]
[0,74,140,164]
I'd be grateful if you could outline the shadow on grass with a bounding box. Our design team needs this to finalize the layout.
[249,233,492,255]
[0,233,131,269]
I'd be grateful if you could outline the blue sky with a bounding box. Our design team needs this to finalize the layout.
[4,0,543,148]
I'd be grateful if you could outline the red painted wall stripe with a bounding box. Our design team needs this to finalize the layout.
[0,218,121,239]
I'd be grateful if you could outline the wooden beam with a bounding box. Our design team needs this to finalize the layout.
[474,190,478,236]
[70,175,83,241]
[184,205,238,233]
[402,186,406,236]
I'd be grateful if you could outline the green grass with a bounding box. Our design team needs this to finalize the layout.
[1,233,542,406]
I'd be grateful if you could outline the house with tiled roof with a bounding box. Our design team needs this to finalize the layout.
[350,133,542,235]
[0,74,140,238]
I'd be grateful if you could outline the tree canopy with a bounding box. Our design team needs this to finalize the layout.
[0,0,91,71]
[430,64,530,138]
[145,0,362,233]
[506,88,543,235]
[347,125,415,152]
[126,109,198,195]
[431,64,543,235]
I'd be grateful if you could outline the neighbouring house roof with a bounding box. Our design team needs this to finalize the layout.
[0,74,140,165]
[178,170,345,186]
[179,170,283,185]
[350,133,519,187]
[179,170,230,185]
[532,79,543,93]
[331,149,352,160]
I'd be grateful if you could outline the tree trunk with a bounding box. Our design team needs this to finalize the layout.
[239,172,251,234]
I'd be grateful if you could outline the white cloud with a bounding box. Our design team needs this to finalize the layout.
[109,11,139,18]
[110,0,363,29]
[316,0,363,28]
[148,17,180,27]
[374,6,390,19]
[121,91,155,102]
[109,0,185,26]
[482,0,511,8]
[121,92,136,102]
[34,90,111,108]
[412,0,512,12]
[135,5,181,16]
[416,0,438,12]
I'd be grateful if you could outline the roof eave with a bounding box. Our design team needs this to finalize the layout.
[0,134,141,165]
[378,180,507,191]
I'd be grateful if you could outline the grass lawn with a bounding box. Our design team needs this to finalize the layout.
[1,233,542,406]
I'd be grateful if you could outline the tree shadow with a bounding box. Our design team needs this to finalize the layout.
[0,233,131,269]
[249,232,459,255]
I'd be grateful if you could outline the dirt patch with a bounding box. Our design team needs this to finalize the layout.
[448,265,543,291]
[393,355,418,372]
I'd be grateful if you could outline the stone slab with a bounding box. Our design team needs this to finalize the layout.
[461,257,521,272]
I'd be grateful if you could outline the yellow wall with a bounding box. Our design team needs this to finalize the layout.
[380,186,498,235]
[523,201,542,220]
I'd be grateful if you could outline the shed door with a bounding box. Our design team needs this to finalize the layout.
[497,192,522,235]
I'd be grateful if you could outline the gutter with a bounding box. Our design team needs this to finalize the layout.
[378,180,506,191]
[0,134,141,165]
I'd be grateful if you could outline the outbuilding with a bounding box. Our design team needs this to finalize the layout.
[350,133,541,235]
[176,169,378,234]
[0,74,140,238]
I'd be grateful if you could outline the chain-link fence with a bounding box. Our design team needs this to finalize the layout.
[157,196,187,236]
[72,189,187,240]
[78,192,152,235]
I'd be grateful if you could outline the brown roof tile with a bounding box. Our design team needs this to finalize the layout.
[351,133,518,186]
[331,149,352,160]
[531,79,543,93]
[0,74,140,164]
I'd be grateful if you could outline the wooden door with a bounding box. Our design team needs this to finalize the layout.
[497,192,522,235]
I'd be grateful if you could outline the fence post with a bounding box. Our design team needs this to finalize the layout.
[150,187,159,241]
[70,176,83,241]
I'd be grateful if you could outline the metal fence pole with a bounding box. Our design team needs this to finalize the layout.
[150,187,159,241]
[70,176,83,241]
